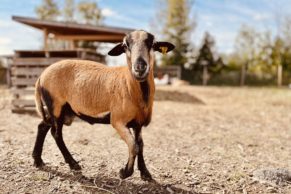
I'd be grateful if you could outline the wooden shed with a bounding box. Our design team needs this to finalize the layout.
[10,16,134,113]
[12,16,133,49]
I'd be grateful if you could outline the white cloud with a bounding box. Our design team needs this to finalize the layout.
[0,20,12,27]
[253,13,271,21]
[0,19,42,55]
[101,8,115,17]
[0,37,11,45]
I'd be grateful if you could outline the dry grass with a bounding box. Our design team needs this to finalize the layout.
[0,85,290,193]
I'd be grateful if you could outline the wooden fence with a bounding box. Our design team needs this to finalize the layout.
[154,65,182,79]
[0,67,7,84]
[10,51,181,113]
[10,49,104,113]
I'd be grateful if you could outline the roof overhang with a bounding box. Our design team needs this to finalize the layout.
[12,16,134,43]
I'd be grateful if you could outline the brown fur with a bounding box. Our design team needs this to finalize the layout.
[33,30,174,181]
[37,59,155,126]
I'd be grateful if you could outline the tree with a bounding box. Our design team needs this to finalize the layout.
[281,16,291,84]
[35,0,60,20]
[35,0,104,50]
[77,1,103,25]
[271,37,284,86]
[192,32,224,85]
[282,16,291,47]
[234,25,258,86]
[76,1,103,49]
[252,31,275,80]
[158,0,195,78]
[64,0,75,22]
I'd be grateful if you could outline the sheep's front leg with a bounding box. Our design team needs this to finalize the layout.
[113,122,137,179]
[134,127,153,181]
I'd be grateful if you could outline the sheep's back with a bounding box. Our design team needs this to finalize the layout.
[39,59,129,117]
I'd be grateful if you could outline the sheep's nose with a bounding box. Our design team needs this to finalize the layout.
[134,57,147,73]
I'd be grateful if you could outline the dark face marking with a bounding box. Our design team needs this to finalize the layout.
[124,31,154,52]
[144,33,154,51]
[124,31,155,82]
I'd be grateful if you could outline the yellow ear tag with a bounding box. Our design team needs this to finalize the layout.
[160,47,168,54]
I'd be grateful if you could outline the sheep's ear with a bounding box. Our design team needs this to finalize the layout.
[108,42,125,56]
[153,42,175,54]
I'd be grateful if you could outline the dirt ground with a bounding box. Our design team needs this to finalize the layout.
[0,85,290,194]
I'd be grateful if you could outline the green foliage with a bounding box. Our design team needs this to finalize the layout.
[77,1,103,25]
[195,32,215,66]
[159,0,194,70]
[230,21,291,85]
[35,0,60,20]
[35,0,104,50]
[282,16,291,48]
[194,32,223,73]
[64,0,75,22]
[188,32,224,84]
[271,37,283,67]
[235,25,257,65]
[35,0,103,25]
[76,1,103,49]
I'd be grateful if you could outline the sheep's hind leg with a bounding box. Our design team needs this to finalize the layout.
[51,116,81,170]
[32,121,51,167]
[134,127,153,181]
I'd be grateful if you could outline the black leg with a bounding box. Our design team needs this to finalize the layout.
[134,127,152,181]
[32,121,51,167]
[50,117,81,170]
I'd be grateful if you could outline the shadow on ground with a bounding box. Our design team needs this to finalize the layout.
[40,166,195,194]
[155,89,205,104]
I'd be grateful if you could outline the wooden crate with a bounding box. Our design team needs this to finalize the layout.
[10,50,105,113]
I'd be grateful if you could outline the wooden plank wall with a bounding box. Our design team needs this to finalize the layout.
[0,68,7,84]
[10,50,105,113]
[11,57,62,113]
[10,50,180,113]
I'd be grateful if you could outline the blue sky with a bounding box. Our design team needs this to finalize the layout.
[0,0,290,55]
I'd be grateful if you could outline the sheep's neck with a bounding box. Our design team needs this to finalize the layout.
[139,80,150,104]
[128,69,154,106]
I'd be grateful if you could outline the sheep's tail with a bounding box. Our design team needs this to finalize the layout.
[35,78,47,121]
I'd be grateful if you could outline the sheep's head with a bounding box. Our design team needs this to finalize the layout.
[108,30,175,82]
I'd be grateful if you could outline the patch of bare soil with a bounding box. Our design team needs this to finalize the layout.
[0,85,290,193]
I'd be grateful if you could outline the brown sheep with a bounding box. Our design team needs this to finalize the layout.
[32,30,174,181]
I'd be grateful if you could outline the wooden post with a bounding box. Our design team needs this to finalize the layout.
[277,64,283,86]
[202,65,208,86]
[43,28,48,50]
[69,40,76,49]
[240,62,246,86]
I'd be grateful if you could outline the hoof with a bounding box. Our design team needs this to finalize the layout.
[119,168,133,179]
[141,169,153,181]
[33,159,45,168]
[69,161,81,170]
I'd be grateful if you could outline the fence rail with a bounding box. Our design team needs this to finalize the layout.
[10,49,105,113]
